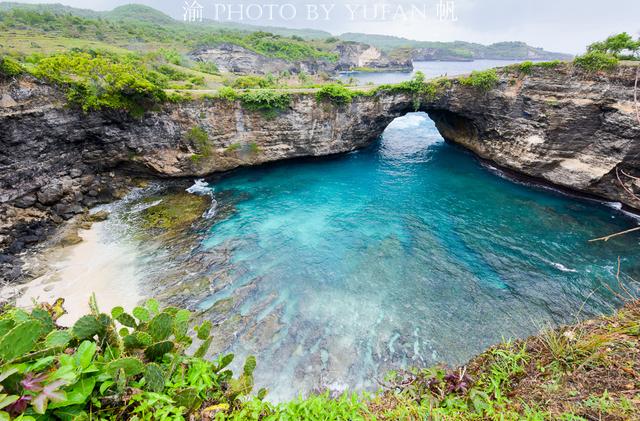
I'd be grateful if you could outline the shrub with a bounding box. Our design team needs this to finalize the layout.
[0,56,24,77]
[0,296,260,419]
[518,61,534,74]
[459,69,499,91]
[193,61,219,75]
[186,126,210,160]
[228,75,277,90]
[536,60,563,69]
[31,51,167,114]
[587,32,640,59]
[315,83,354,104]
[239,89,291,117]
[216,86,238,101]
[574,51,619,72]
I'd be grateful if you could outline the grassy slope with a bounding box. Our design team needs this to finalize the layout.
[365,300,640,420]
[0,2,572,61]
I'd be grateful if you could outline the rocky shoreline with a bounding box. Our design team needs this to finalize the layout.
[1,62,639,282]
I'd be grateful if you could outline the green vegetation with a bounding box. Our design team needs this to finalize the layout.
[459,69,500,91]
[518,61,534,74]
[226,75,277,90]
[141,192,209,231]
[315,83,354,104]
[0,296,261,420]
[586,32,640,60]
[238,89,291,117]
[574,51,620,72]
[535,60,563,69]
[0,8,337,64]
[338,33,571,61]
[185,126,211,161]
[573,32,639,73]
[198,32,338,63]
[0,55,24,77]
[1,298,637,420]
[28,51,167,114]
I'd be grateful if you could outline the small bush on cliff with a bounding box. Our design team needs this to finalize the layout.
[315,83,354,104]
[185,126,211,161]
[574,51,619,72]
[215,86,239,102]
[239,89,291,117]
[227,75,278,90]
[31,51,167,114]
[518,61,534,74]
[0,56,24,78]
[459,69,499,91]
[0,296,260,420]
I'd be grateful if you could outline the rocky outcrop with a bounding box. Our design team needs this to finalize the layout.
[189,43,335,75]
[189,41,412,76]
[1,63,639,280]
[334,43,413,71]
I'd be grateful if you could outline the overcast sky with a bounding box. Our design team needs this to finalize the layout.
[15,0,640,54]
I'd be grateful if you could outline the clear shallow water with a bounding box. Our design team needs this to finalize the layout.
[188,113,640,401]
[339,59,529,85]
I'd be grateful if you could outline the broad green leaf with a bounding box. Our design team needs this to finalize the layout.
[49,377,96,409]
[196,320,212,340]
[148,313,173,341]
[71,316,102,340]
[74,341,97,370]
[145,299,159,315]
[106,358,144,378]
[110,306,124,319]
[0,320,42,361]
[44,330,72,348]
[132,306,150,322]
[243,356,257,377]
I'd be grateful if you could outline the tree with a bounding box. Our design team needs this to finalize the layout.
[587,32,640,59]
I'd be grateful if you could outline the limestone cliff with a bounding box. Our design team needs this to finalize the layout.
[1,63,639,279]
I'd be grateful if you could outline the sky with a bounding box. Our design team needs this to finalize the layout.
[14,0,640,54]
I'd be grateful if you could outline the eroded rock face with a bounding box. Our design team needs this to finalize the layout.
[334,43,413,71]
[189,43,335,75]
[189,41,413,75]
[423,64,640,211]
[1,63,639,279]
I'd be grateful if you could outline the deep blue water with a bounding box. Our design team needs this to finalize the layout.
[192,113,640,400]
[339,59,529,85]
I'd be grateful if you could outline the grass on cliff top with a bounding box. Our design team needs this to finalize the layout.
[366,299,640,420]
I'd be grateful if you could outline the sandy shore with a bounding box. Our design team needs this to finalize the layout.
[1,221,143,325]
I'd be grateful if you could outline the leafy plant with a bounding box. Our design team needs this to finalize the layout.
[0,56,24,78]
[459,69,500,91]
[574,51,619,72]
[30,51,167,114]
[227,75,278,90]
[315,83,354,104]
[587,32,640,59]
[0,297,258,420]
[239,89,291,117]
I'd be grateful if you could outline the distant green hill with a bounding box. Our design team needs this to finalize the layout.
[0,2,571,62]
[339,33,573,60]
[0,1,331,40]
[105,4,175,25]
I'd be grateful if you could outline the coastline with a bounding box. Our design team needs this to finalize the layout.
[0,219,143,325]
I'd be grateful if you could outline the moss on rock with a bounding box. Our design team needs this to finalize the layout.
[140,191,209,231]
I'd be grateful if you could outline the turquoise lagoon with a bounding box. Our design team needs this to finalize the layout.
[172,113,640,400]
